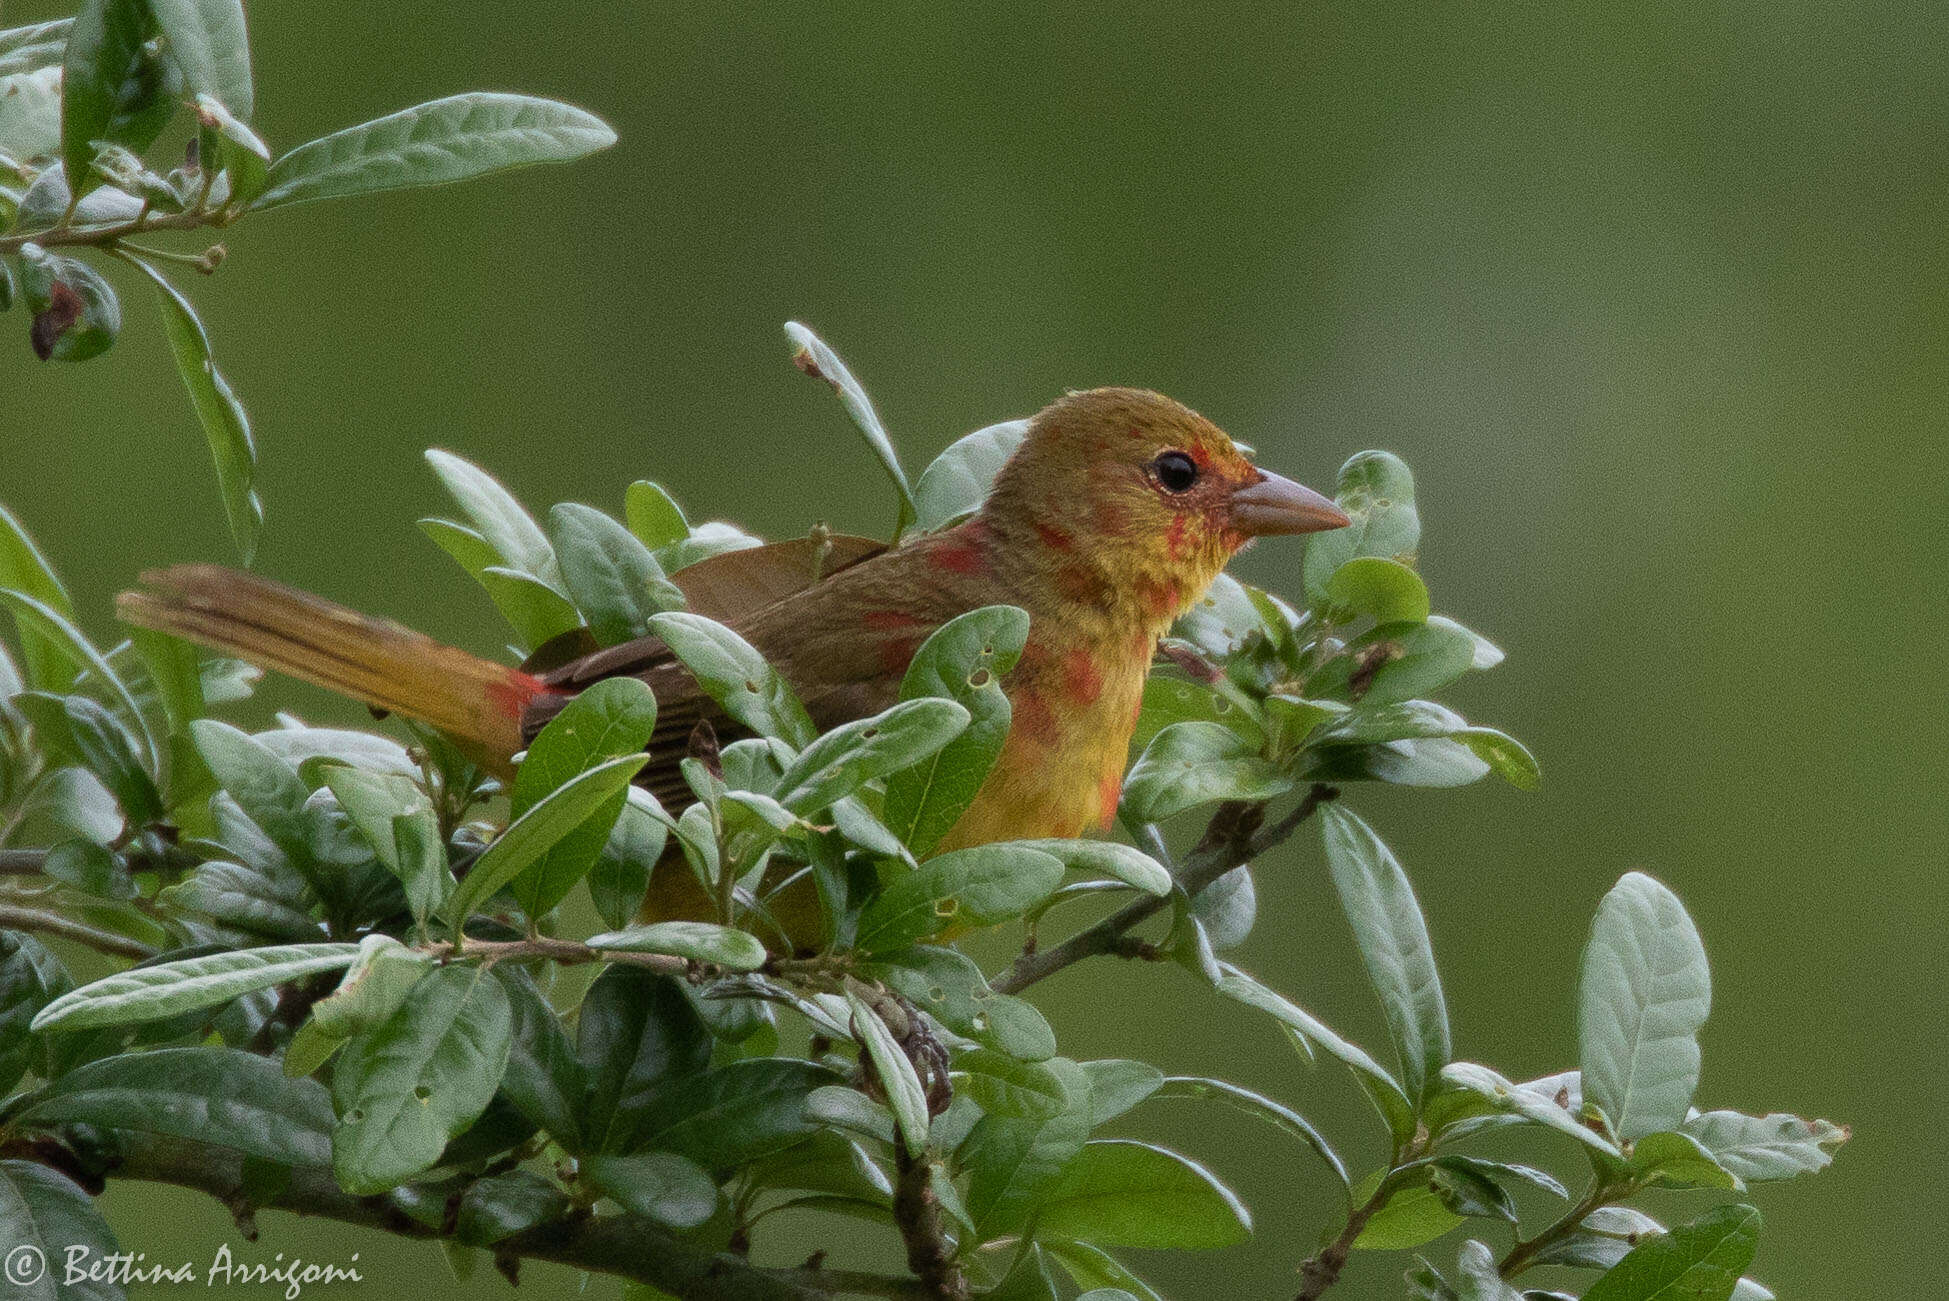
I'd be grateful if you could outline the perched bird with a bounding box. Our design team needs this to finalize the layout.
[121,388,1347,859]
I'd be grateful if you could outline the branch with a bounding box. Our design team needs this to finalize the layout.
[892,1147,969,1301]
[87,1133,932,1301]
[0,903,156,960]
[0,849,52,876]
[992,785,1338,995]
[0,205,227,258]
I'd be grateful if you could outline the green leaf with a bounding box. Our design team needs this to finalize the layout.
[16,242,121,362]
[1531,1205,1666,1271]
[1629,1130,1744,1191]
[550,503,685,646]
[855,842,1064,952]
[22,1046,332,1166]
[912,418,1030,531]
[1121,721,1291,822]
[31,942,359,1031]
[189,718,313,858]
[1679,1109,1848,1182]
[955,1048,1070,1120]
[864,945,1055,1061]
[1324,556,1430,624]
[119,256,261,560]
[847,991,929,1158]
[1033,1139,1250,1249]
[1302,450,1420,608]
[1435,1062,1622,1159]
[493,965,584,1149]
[963,1057,1092,1238]
[505,677,658,920]
[589,793,667,929]
[1322,805,1449,1105]
[1453,1239,1523,1301]
[193,93,269,207]
[0,1160,121,1301]
[319,765,448,926]
[805,1084,897,1145]
[478,566,583,648]
[14,692,162,825]
[618,1057,841,1170]
[149,0,251,117]
[0,932,69,1091]
[1014,838,1170,896]
[307,935,432,1038]
[0,66,63,165]
[162,858,316,940]
[1044,1241,1162,1301]
[1216,966,1415,1142]
[773,697,970,815]
[454,1170,568,1246]
[255,92,617,210]
[1078,1058,1165,1126]
[443,752,648,928]
[424,450,558,582]
[577,966,711,1154]
[581,1152,719,1228]
[1311,618,1477,707]
[1578,871,1711,1141]
[586,921,766,971]
[1149,1075,1348,1191]
[647,611,816,747]
[624,480,690,550]
[1351,1169,1461,1249]
[332,963,513,1195]
[1582,1203,1761,1301]
[0,595,153,773]
[784,321,916,540]
[60,0,178,197]
[126,624,204,735]
[882,605,1029,855]
[0,503,76,691]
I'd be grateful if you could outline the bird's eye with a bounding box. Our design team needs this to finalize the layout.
[1146,447,1192,486]
[1150,450,1200,494]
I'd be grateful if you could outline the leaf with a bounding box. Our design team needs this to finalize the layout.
[1121,721,1291,822]
[192,93,269,207]
[618,1057,841,1169]
[804,1084,897,1145]
[1216,966,1415,1142]
[149,0,251,117]
[848,992,929,1158]
[1324,556,1430,624]
[319,765,448,926]
[773,698,970,816]
[589,792,667,930]
[162,858,316,940]
[1322,805,1449,1105]
[307,936,432,1037]
[479,566,583,648]
[31,942,359,1031]
[1679,1109,1849,1182]
[1033,1139,1251,1249]
[423,450,558,582]
[255,92,617,210]
[1628,1130,1744,1191]
[1435,1062,1622,1159]
[22,1046,332,1166]
[443,751,648,928]
[1578,872,1711,1141]
[60,0,177,196]
[0,932,69,1092]
[1581,1203,1761,1301]
[1044,1241,1163,1301]
[854,842,1064,952]
[126,624,204,735]
[784,321,915,539]
[647,611,816,747]
[14,692,161,825]
[0,503,76,691]
[882,605,1029,855]
[1079,1059,1165,1126]
[956,1048,1070,1120]
[493,965,584,1149]
[332,963,513,1195]
[1311,618,1477,707]
[1351,1170,1461,1249]
[0,66,63,165]
[586,921,766,971]
[1303,450,1420,608]
[454,1170,568,1246]
[1453,1239,1523,1301]
[1149,1075,1349,1191]
[0,592,152,765]
[864,945,1055,1061]
[550,503,685,646]
[1014,839,1171,896]
[912,418,1030,531]
[581,1152,719,1228]
[188,719,313,864]
[0,1160,120,1301]
[624,480,690,550]
[1531,1206,1665,1270]
[963,1057,1092,1238]
[576,966,711,1154]
[505,677,658,920]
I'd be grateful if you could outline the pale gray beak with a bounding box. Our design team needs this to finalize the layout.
[1228,470,1350,536]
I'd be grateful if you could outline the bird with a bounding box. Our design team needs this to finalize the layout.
[121,387,1347,867]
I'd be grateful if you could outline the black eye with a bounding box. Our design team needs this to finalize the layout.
[1151,450,1200,493]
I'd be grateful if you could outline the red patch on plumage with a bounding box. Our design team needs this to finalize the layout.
[931,521,989,576]
[1094,500,1127,533]
[1165,513,1190,560]
[1137,577,1182,619]
[1053,562,1111,606]
[1034,521,1074,552]
[489,672,546,720]
[1012,688,1058,742]
[1096,770,1122,827]
[876,633,924,674]
[1063,648,1103,705]
[863,609,922,631]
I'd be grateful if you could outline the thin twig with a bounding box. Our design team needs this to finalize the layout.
[0,903,156,959]
[993,784,1338,995]
[0,204,227,257]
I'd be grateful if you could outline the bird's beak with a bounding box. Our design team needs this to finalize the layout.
[1228,470,1351,536]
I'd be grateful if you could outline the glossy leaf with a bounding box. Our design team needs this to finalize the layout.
[454,1170,568,1246]
[854,842,1064,952]
[1629,1130,1744,1191]
[912,418,1029,531]
[882,605,1028,855]
[848,992,929,1157]
[493,965,585,1148]
[1150,1075,1348,1191]
[586,921,767,971]
[1579,872,1711,1141]
[617,1058,841,1170]
[0,1160,120,1301]
[864,945,1056,1061]
[1217,966,1415,1141]
[1324,556,1430,624]
[577,966,711,1154]
[550,502,685,646]
[581,1152,719,1228]
[1679,1109,1849,1182]
[772,697,969,815]
[956,1048,1071,1120]
[31,942,359,1031]
[61,0,176,196]
[1582,1203,1761,1301]
[785,321,916,539]
[624,480,689,550]
[1302,450,1420,608]
[648,611,817,747]
[424,450,557,582]
[1015,838,1171,896]
[963,1057,1092,1238]
[256,93,616,210]
[0,503,76,691]
[331,964,513,1195]
[150,0,251,117]
[320,765,448,926]
[1033,1139,1251,1249]
[1121,721,1292,822]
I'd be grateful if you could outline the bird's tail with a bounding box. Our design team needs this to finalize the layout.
[119,565,545,773]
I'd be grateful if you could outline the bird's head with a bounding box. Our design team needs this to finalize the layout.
[983,387,1348,623]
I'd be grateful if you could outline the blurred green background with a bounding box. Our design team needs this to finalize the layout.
[6,0,1943,1295]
